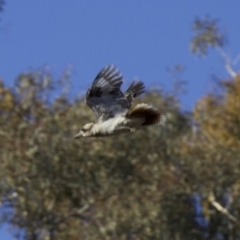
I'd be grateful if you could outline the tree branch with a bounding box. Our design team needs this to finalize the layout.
[208,192,238,223]
[217,48,238,78]
[54,204,90,226]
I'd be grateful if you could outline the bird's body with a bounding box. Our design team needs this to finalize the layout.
[74,65,164,138]
[85,115,132,137]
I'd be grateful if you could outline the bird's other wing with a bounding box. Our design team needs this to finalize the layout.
[86,65,129,121]
[124,81,145,107]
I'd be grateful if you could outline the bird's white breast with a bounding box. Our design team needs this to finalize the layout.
[93,115,126,135]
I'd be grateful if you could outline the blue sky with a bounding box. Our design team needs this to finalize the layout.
[1,1,240,239]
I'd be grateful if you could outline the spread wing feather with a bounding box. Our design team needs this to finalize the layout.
[85,65,145,122]
[86,65,128,121]
[124,81,145,106]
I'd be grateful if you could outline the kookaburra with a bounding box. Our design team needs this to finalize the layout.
[74,65,164,138]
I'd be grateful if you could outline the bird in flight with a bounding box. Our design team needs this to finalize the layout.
[74,65,164,138]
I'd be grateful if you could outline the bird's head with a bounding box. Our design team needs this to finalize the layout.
[73,122,94,138]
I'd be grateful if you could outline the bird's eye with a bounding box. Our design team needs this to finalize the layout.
[82,128,87,132]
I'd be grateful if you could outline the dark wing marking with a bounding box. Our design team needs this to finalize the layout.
[87,65,123,98]
[85,65,129,121]
[124,81,145,107]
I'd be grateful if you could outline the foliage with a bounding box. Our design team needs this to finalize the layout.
[177,74,240,239]
[0,70,189,240]
[0,0,5,22]
[1,67,240,239]
[0,0,4,12]
[190,16,226,55]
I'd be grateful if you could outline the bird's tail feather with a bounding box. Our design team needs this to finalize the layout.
[127,103,163,126]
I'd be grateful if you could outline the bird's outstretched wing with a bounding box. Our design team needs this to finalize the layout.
[85,65,129,121]
[124,81,145,106]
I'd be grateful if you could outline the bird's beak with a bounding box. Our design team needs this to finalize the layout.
[73,131,82,139]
